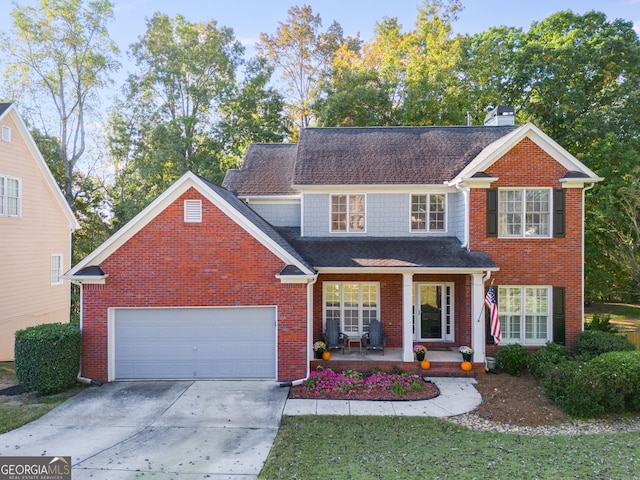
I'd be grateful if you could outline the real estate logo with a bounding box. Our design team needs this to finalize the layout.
[0,456,71,480]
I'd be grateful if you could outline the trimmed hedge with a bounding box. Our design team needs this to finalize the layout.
[574,330,635,360]
[541,351,640,418]
[496,343,529,376]
[528,342,572,379]
[14,323,81,395]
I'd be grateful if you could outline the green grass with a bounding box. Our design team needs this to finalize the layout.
[585,303,640,332]
[0,362,83,434]
[260,416,640,479]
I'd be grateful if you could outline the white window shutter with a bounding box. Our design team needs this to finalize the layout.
[184,200,202,223]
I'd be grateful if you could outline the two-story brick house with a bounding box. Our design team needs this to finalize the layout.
[66,109,601,383]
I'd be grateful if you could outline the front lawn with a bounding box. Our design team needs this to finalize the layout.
[0,362,83,434]
[260,416,640,479]
[585,302,640,332]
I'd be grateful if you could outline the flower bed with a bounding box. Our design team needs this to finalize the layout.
[288,367,440,401]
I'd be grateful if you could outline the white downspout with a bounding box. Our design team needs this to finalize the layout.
[280,275,318,387]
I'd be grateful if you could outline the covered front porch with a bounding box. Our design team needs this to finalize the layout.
[310,270,493,373]
[310,347,480,377]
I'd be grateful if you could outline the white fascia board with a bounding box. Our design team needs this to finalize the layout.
[242,194,301,204]
[61,274,108,284]
[452,123,601,184]
[68,171,314,277]
[6,106,80,230]
[315,266,500,275]
[275,273,317,284]
[560,177,604,188]
[296,184,457,194]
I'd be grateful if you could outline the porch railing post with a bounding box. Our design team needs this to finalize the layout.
[402,273,414,362]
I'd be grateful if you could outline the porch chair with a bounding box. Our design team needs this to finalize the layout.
[323,318,347,354]
[362,319,387,355]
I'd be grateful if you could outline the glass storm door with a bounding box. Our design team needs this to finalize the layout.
[415,284,453,341]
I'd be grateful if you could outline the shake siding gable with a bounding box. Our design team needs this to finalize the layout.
[80,188,308,382]
[469,138,584,348]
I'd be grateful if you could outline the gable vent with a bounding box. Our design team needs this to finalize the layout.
[184,200,202,223]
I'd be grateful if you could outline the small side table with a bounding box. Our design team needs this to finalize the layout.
[346,335,362,354]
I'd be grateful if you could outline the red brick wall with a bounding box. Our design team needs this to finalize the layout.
[469,138,584,348]
[81,188,308,382]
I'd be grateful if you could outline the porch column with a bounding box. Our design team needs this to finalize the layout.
[471,273,486,363]
[402,273,414,362]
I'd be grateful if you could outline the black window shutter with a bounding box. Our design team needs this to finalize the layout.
[553,286,566,345]
[553,189,565,238]
[486,189,498,237]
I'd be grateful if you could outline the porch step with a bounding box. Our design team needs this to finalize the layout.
[310,360,479,377]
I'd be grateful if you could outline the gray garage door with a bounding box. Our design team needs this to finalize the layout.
[114,307,276,379]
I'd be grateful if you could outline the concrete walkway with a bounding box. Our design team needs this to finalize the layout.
[283,377,481,417]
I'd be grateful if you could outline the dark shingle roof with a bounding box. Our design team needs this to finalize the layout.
[277,228,497,270]
[0,103,12,117]
[197,175,313,274]
[222,143,299,196]
[293,126,519,186]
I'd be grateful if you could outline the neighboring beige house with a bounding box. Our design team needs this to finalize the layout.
[0,103,79,360]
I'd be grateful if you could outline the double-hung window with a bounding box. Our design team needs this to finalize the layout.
[331,194,365,232]
[411,194,446,232]
[498,286,551,345]
[498,188,550,237]
[324,282,379,336]
[0,175,21,217]
[51,254,63,286]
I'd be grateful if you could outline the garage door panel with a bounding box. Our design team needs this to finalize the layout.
[114,307,276,379]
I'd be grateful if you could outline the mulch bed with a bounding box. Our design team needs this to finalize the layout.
[0,385,29,396]
[288,378,440,401]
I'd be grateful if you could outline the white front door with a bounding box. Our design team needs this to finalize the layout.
[414,283,454,342]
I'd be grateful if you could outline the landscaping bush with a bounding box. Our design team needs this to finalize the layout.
[584,313,617,333]
[528,342,572,379]
[574,330,635,360]
[541,351,640,418]
[495,343,529,376]
[14,323,81,395]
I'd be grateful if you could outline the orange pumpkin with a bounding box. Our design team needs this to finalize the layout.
[322,351,331,361]
[460,361,473,371]
[420,360,431,370]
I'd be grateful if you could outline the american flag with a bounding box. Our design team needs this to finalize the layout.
[485,285,501,343]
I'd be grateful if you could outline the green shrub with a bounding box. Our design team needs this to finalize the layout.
[541,351,640,418]
[528,342,572,379]
[14,323,81,395]
[585,313,617,333]
[574,330,635,360]
[495,344,529,376]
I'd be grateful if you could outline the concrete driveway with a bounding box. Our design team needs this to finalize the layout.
[0,380,288,479]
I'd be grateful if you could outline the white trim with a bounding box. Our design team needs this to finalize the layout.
[497,187,553,239]
[240,195,301,204]
[50,253,63,285]
[66,172,314,277]
[108,305,279,381]
[322,282,380,336]
[414,282,454,342]
[315,266,499,275]
[497,285,552,346]
[183,199,202,223]
[0,105,79,230]
[451,123,601,184]
[2,125,11,142]
[329,193,367,233]
[298,184,458,194]
[409,192,448,234]
[0,175,21,217]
